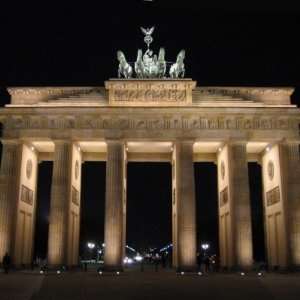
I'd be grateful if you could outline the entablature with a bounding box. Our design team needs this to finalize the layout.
[5,82,295,107]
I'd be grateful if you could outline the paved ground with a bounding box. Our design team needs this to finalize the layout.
[1,267,300,300]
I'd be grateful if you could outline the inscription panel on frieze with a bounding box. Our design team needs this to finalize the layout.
[105,79,196,106]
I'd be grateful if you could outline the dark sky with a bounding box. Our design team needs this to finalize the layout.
[1,1,300,92]
[1,1,299,259]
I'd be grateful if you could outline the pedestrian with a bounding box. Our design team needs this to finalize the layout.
[204,255,210,273]
[2,252,11,274]
[161,252,167,268]
[154,254,159,272]
[196,252,201,271]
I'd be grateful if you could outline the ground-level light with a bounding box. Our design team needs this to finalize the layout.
[124,257,134,264]
[134,254,143,262]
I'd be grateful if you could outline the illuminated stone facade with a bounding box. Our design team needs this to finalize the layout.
[0,79,300,271]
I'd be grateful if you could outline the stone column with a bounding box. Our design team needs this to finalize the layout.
[174,140,197,272]
[0,140,21,260]
[218,142,253,269]
[47,141,72,266]
[13,144,38,266]
[104,140,125,271]
[66,144,82,266]
[229,142,253,268]
[262,143,289,269]
[279,142,300,267]
[122,147,127,261]
[171,149,178,268]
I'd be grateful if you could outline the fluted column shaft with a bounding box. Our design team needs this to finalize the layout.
[48,141,72,266]
[104,140,125,271]
[280,142,300,266]
[0,140,21,260]
[228,142,253,268]
[175,141,197,271]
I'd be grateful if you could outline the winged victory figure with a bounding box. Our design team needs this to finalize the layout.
[140,26,155,36]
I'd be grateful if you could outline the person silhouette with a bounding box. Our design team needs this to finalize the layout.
[2,252,11,274]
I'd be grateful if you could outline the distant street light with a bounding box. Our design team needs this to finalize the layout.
[87,242,95,249]
[201,243,210,251]
[134,254,143,262]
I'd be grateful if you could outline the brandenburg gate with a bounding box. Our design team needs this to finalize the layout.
[1,28,300,272]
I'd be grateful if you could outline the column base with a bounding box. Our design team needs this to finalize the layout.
[176,265,197,273]
[45,264,68,271]
[219,265,254,272]
[101,265,124,272]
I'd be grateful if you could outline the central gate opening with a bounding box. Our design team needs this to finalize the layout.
[126,162,172,267]
[194,162,219,257]
[80,162,106,261]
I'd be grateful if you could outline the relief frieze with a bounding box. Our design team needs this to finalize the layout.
[105,80,195,106]
[2,115,299,131]
[113,89,187,103]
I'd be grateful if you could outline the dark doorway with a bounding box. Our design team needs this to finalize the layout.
[80,162,106,257]
[33,161,53,260]
[126,162,172,252]
[194,162,219,256]
[248,162,266,263]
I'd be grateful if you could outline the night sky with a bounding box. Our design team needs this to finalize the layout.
[1,1,300,260]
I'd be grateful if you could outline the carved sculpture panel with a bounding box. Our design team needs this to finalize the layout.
[266,186,280,206]
[21,185,34,206]
[220,186,229,207]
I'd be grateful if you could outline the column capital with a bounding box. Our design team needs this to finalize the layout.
[52,139,72,145]
[0,138,21,146]
[173,139,195,146]
[227,139,248,146]
[278,139,300,146]
[105,139,125,145]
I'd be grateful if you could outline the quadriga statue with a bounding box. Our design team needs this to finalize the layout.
[116,27,186,79]
[117,51,133,79]
[169,50,185,79]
